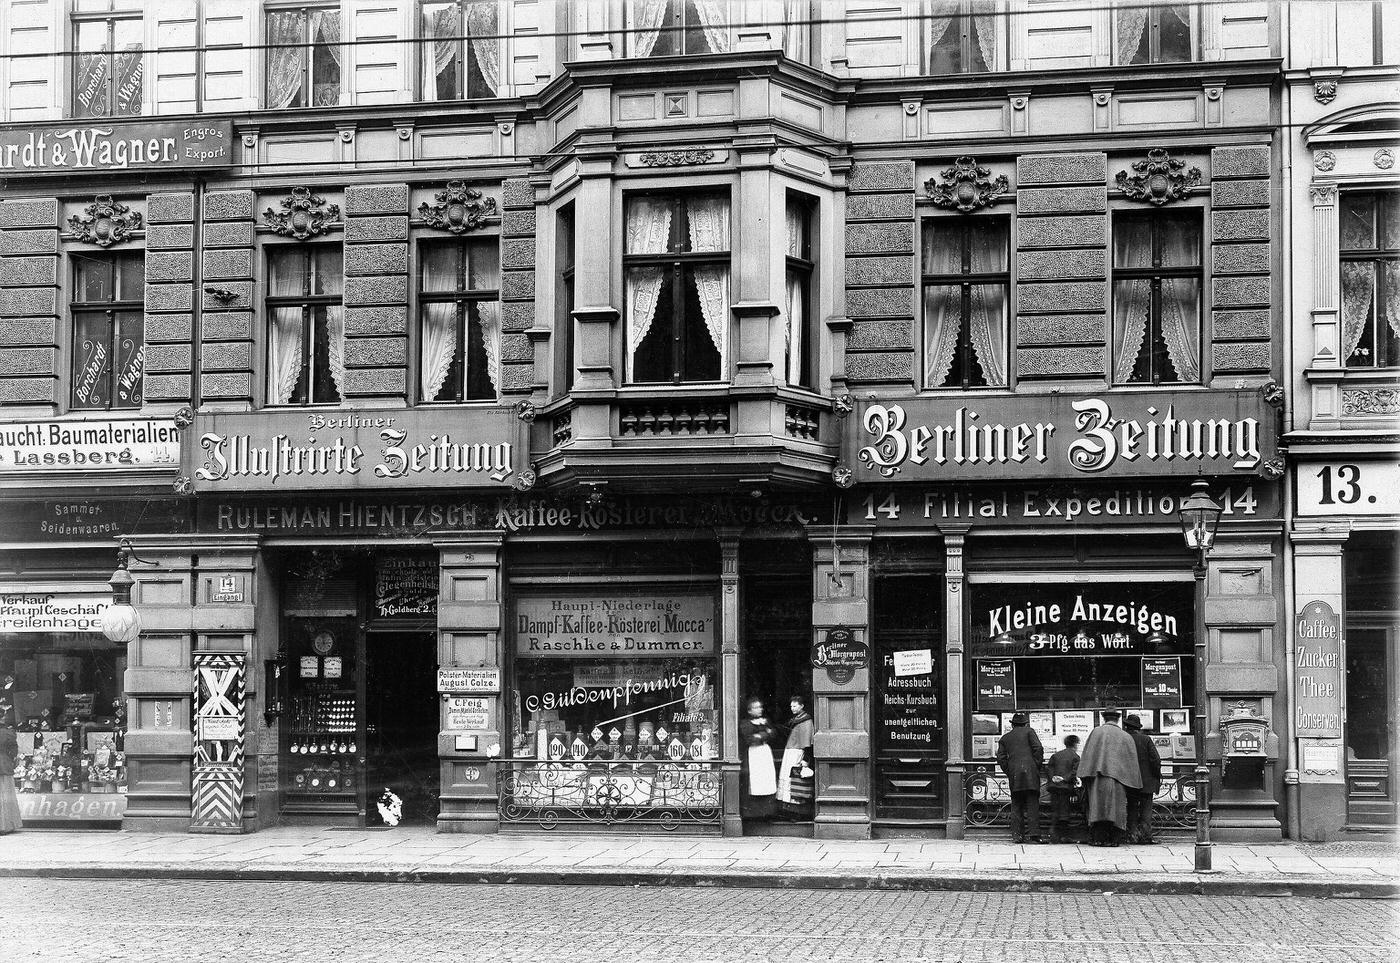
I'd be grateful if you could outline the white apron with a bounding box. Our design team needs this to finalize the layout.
[747,743,777,796]
[775,744,805,803]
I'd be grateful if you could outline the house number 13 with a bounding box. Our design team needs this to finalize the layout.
[1314,464,1368,505]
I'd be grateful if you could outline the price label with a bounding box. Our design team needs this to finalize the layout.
[1297,461,1400,517]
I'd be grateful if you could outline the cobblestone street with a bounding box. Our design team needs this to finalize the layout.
[1,877,1392,963]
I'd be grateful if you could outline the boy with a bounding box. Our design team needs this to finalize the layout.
[1046,734,1081,844]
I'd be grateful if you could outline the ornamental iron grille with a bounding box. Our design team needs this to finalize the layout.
[263,187,341,240]
[963,761,1199,833]
[67,195,143,247]
[926,157,1009,213]
[1115,149,1202,206]
[418,180,497,234]
[496,758,730,830]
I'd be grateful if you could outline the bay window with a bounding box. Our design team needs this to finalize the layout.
[922,217,1009,389]
[1112,211,1202,385]
[266,247,344,406]
[785,198,814,389]
[419,239,501,402]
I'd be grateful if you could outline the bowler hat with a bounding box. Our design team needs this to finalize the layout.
[1124,713,1143,729]
[1100,708,1122,719]
[1010,712,1029,725]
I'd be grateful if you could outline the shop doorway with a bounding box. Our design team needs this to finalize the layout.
[364,630,439,826]
[1345,624,1397,827]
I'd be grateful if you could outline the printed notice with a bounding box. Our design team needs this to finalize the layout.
[892,649,933,677]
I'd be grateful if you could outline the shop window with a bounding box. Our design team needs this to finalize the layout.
[266,246,344,406]
[927,0,997,74]
[629,0,730,57]
[420,0,500,100]
[265,3,341,108]
[922,216,1009,389]
[1340,191,1400,369]
[1112,210,1202,385]
[419,239,501,403]
[784,196,815,389]
[625,192,730,384]
[1116,2,1195,65]
[72,2,143,118]
[71,253,144,411]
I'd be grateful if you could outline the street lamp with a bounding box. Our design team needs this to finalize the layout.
[1179,478,1222,872]
[99,539,141,646]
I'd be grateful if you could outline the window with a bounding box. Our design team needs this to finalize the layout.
[928,0,996,74]
[785,197,814,389]
[557,203,576,391]
[72,3,143,118]
[420,240,501,402]
[266,247,344,406]
[1112,212,1202,385]
[922,218,1008,389]
[630,0,730,57]
[265,4,341,108]
[1116,2,1194,65]
[625,192,730,384]
[71,254,143,410]
[1341,191,1400,369]
[420,1,500,99]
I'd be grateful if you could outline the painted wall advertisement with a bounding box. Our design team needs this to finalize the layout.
[1294,600,1343,738]
[514,594,716,657]
[0,419,182,475]
[0,120,233,174]
[0,592,108,633]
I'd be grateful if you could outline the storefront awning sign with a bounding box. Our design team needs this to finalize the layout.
[0,418,182,475]
[0,120,233,174]
[0,592,109,633]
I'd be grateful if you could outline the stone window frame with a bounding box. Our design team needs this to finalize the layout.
[1337,189,1400,370]
[68,250,146,412]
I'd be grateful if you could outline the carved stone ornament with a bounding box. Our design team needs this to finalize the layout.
[67,195,142,247]
[263,187,340,240]
[1313,79,1338,104]
[1343,387,1400,415]
[173,405,195,429]
[832,464,855,489]
[1115,148,1201,206]
[1260,381,1285,408]
[172,475,193,495]
[514,399,538,423]
[1259,457,1285,480]
[418,180,497,234]
[512,466,538,492]
[1375,148,1395,170]
[638,148,715,167]
[926,156,1009,213]
[1314,151,1337,172]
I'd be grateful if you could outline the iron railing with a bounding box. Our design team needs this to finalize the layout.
[496,758,734,831]
[964,760,1200,832]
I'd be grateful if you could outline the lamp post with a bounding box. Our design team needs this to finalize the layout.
[99,539,142,646]
[1179,478,1223,873]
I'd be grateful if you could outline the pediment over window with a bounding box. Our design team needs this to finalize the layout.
[1304,106,1400,148]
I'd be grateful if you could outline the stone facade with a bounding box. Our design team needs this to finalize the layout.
[199,190,256,404]
[0,198,59,405]
[844,161,916,387]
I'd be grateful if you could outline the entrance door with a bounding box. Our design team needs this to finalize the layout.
[1345,624,1398,826]
[364,631,439,825]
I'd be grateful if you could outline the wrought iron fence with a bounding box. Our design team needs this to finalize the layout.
[496,758,733,831]
[964,761,1201,832]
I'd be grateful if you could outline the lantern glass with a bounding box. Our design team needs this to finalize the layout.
[100,602,142,645]
[1178,480,1223,554]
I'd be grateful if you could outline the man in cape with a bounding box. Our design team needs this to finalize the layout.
[1078,708,1142,846]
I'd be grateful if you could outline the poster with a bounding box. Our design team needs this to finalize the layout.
[375,554,438,618]
[1054,710,1094,746]
[1141,656,1183,709]
[892,649,933,677]
[1028,711,1055,754]
[970,712,1001,735]
[1160,709,1191,734]
[1128,708,1155,731]
[976,660,1016,711]
[971,734,998,759]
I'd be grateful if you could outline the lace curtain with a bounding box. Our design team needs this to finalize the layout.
[467,1,501,95]
[267,265,305,405]
[475,251,503,393]
[692,0,730,53]
[923,230,961,387]
[928,0,996,71]
[688,196,731,367]
[625,198,674,366]
[968,224,1007,387]
[1112,229,1153,383]
[784,207,805,386]
[1340,263,1377,364]
[425,4,460,97]
[267,11,306,109]
[312,9,342,107]
[420,248,458,401]
[1116,3,1189,63]
[783,0,808,60]
[1112,226,1199,382]
[631,0,669,57]
[325,301,346,400]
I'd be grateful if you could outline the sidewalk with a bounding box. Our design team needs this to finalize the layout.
[0,827,1394,898]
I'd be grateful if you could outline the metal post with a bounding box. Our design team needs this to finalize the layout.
[1192,554,1213,872]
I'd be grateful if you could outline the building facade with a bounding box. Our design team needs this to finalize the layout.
[0,0,1385,839]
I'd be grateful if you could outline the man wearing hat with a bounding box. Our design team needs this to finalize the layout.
[1078,708,1142,846]
[1123,713,1162,844]
[996,712,1045,843]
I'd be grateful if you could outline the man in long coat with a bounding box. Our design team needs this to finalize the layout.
[996,712,1044,843]
[1123,713,1162,844]
[1078,708,1142,846]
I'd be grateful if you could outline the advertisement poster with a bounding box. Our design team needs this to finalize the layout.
[1054,710,1095,746]
[374,554,438,618]
[976,660,1016,711]
[1141,656,1184,709]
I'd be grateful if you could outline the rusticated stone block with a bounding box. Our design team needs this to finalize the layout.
[342,367,407,395]
[146,283,194,313]
[0,347,57,376]
[343,336,407,367]
[1016,314,1104,345]
[1017,346,1105,377]
[1211,180,1270,209]
[202,249,253,280]
[146,251,193,283]
[145,314,194,342]
[501,272,535,301]
[0,255,57,286]
[502,302,534,331]
[1213,342,1271,371]
[500,362,533,391]
[199,281,252,310]
[1018,281,1106,313]
[344,275,408,306]
[204,190,255,221]
[145,343,194,373]
[1017,248,1105,280]
[346,215,408,242]
[1017,186,1106,215]
[849,162,914,193]
[147,223,195,249]
[502,178,534,210]
[202,312,253,341]
[501,238,535,270]
[344,305,408,336]
[847,194,914,221]
[1017,215,1107,249]
[200,372,253,398]
[846,351,914,382]
[1016,152,1108,185]
[345,243,407,277]
[142,373,192,401]
[344,184,409,216]
[0,318,56,344]
[0,287,57,317]
[846,221,914,255]
[1212,145,1271,179]
[0,377,58,404]
[200,342,252,372]
[0,229,58,255]
[1212,209,1269,242]
[147,193,194,224]
[1,198,58,227]
[847,287,914,318]
[846,255,916,286]
[1213,275,1270,307]
[1213,309,1271,341]
[500,332,532,363]
[201,222,252,248]
[502,210,536,237]
[1212,243,1269,275]
[847,319,912,351]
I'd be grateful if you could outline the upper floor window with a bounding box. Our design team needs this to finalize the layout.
[1341,191,1400,369]
[928,0,996,74]
[922,217,1008,389]
[420,239,501,402]
[1112,211,1201,385]
[630,0,730,57]
[421,1,500,99]
[71,253,144,411]
[266,4,341,108]
[73,3,143,118]
[785,198,815,389]
[558,203,577,391]
[625,192,730,383]
[1116,2,1194,65]
[267,246,343,405]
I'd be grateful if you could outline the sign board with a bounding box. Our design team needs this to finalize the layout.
[1141,657,1184,709]
[1294,600,1343,738]
[199,716,241,741]
[0,121,234,174]
[1296,461,1400,517]
[812,627,867,684]
[189,408,517,491]
[210,574,245,604]
[849,390,1275,482]
[0,419,182,475]
[976,660,1017,711]
[299,656,320,679]
[437,667,500,693]
[0,498,190,541]
[374,554,438,618]
[514,593,716,657]
[18,792,126,822]
[446,711,490,731]
[968,582,1192,657]
[0,593,108,633]
[878,646,940,751]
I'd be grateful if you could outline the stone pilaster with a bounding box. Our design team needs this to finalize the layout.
[844,161,915,388]
[941,529,968,839]
[144,192,196,406]
[499,177,537,396]
[343,184,409,403]
[1210,144,1274,377]
[0,198,61,409]
[199,190,257,407]
[719,529,743,836]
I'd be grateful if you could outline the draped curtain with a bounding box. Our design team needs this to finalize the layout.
[1340,263,1376,364]
[466,1,501,95]
[928,0,995,71]
[474,250,503,393]
[324,301,347,400]
[922,229,961,387]
[926,0,961,57]
[692,0,731,53]
[267,265,306,405]
[1158,225,1200,382]
[425,4,460,98]
[968,225,1007,387]
[1111,229,1153,383]
[784,207,805,386]
[267,11,306,109]
[312,9,342,107]
[1114,2,1149,64]
[687,195,731,368]
[625,198,674,367]
[782,0,808,60]
[971,0,997,71]
[420,247,458,401]
[631,0,669,57]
